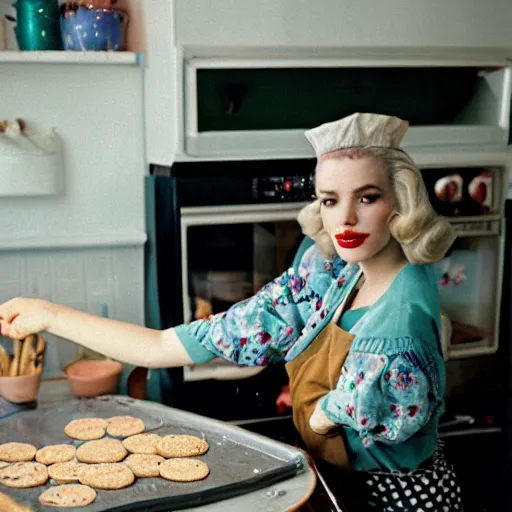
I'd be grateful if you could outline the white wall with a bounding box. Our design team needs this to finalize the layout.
[0,54,146,379]
[0,64,145,240]
[0,0,151,378]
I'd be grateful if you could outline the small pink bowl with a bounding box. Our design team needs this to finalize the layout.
[0,372,42,403]
[65,360,123,398]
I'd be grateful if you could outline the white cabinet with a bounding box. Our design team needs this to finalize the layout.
[144,1,512,164]
[181,59,512,164]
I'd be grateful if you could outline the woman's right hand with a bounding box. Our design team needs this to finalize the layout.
[0,297,55,340]
[0,297,194,368]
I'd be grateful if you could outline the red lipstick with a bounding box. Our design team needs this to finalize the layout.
[334,230,370,249]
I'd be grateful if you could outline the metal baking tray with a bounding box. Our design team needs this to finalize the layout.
[0,395,307,511]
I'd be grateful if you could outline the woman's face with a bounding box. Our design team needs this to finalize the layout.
[316,155,397,264]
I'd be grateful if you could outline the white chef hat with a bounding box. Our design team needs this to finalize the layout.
[305,112,409,156]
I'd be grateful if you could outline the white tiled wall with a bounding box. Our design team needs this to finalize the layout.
[0,246,144,378]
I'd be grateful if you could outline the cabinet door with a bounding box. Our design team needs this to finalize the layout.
[184,62,510,160]
[175,0,512,50]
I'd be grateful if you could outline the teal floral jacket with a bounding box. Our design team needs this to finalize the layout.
[176,238,445,472]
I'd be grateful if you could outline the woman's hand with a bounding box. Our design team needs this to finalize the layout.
[0,298,56,339]
[310,401,336,435]
[1,297,194,368]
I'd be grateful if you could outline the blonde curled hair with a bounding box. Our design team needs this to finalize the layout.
[297,147,457,264]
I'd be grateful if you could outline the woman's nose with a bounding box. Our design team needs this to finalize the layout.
[341,203,358,226]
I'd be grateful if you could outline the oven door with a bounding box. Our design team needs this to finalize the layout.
[141,171,312,427]
[180,202,307,382]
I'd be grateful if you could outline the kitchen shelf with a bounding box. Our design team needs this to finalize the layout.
[0,232,148,251]
[0,51,143,65]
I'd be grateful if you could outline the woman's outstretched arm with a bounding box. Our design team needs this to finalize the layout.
[0,298,193,368]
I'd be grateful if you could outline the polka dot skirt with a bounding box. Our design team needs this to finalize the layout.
[360,441,463,511]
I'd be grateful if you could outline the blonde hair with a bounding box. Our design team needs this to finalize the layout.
[297,147,457,264]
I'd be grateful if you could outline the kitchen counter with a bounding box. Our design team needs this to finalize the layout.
[38,378,74,405]
[1,380,323,512]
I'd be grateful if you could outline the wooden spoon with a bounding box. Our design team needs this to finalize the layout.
[19,335,36,376]
[9,339,21,377]
[0,345,9,376]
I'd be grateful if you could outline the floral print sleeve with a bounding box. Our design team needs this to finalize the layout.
[175,240,341,365]
[317,347,437,446]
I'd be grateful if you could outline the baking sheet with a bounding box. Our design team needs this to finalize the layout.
[0,395,306,511]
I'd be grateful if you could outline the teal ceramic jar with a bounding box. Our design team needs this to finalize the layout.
[12,0,63,50]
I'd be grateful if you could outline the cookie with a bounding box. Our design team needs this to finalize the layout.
[0,442,37,462]
[0,461,10,469]
[122,433,161,454]
[39,484,97,508]
[124,454,164,478]
[76,438,127,464]
[0,462,48,488]
[36,444,76,465]
[48,462,85,484]
[106,416,145,437]
[156,435,209,458]
[159,458,210,482]
[79,463,134,490]
[0,491,32,512]
[64,418,107,441]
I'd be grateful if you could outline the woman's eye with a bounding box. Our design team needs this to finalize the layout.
[361,194,380,204]
[321,198,336,207]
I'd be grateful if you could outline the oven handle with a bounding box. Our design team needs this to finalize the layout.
[180,202,310,226]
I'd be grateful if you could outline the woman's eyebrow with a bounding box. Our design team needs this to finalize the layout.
[353,184,383,194]
[317,184,383,195]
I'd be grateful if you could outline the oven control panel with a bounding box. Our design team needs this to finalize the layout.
[255,174,315,202]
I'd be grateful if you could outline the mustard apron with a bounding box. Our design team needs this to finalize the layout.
[284,301,464,511]
[285,321,353,469]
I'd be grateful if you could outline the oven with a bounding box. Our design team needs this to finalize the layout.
[134,158,508,478]
[138,158,316,443]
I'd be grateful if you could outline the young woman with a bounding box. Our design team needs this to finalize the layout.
[0,113,462,511]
